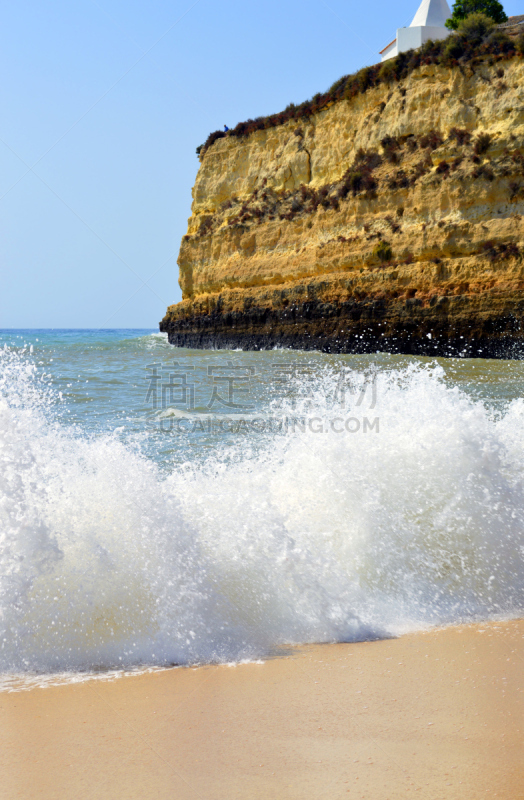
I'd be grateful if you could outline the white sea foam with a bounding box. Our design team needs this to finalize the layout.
[0,345,523,681]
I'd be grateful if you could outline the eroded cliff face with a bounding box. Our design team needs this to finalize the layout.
[161,57,524,357]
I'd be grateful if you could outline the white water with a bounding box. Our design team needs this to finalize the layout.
[1,344,523,677]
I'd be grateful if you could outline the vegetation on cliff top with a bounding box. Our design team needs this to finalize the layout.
[446,0,507,29]
[197,14,523,157]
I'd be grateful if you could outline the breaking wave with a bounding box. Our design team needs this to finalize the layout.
[1,344,523,676]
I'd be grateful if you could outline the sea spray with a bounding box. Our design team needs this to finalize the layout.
[0,342,523,674]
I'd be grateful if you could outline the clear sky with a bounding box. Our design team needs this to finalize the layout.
[2,0,521,329]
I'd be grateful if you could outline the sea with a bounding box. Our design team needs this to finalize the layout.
[1,328,523,689]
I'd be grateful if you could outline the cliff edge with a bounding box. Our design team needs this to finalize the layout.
[161,49,524,357]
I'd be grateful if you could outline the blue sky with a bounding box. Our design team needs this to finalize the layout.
[2,0,521,328]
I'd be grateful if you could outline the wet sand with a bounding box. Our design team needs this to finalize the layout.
[1,620,523,800]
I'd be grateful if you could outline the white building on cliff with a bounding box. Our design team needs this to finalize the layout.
[380,0,452,61]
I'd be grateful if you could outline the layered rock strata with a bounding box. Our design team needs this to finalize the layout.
[161,57,524,357]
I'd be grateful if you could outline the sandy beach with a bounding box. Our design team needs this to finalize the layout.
[1,620,522,800]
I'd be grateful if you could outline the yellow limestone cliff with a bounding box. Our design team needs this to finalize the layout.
[161,56,524,357]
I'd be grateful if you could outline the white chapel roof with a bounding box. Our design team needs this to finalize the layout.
[410,0,451,27]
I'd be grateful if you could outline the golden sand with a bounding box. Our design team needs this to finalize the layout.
[2,620,523,799]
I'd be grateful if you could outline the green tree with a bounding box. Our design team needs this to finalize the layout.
[445,0,508,29]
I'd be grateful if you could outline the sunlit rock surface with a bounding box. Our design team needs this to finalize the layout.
[161,57,524,357]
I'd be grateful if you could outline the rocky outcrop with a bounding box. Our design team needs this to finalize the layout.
[161,55,524,357]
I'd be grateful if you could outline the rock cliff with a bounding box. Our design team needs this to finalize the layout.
[161,53,524,357]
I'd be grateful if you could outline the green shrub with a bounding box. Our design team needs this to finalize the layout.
[419,130,444,150]
[516,32,524,55]
[446,0,507,31]
[197,215,214,236]
[441,34,467,62]
[472,162,495,180]
[455,12,496,42]
[448,127,472,145]
[355,149,382,170]
[483,30,514,54]
[482,241,519,261]
[388,170,410,189]
[378,60,397,84]
[436,160,451,174]
[419,38,445,59]
[374,240,393,262]
[356,67,373,92]
[381,135,401,163]
[348,173,363,193]
[474,132,491,154]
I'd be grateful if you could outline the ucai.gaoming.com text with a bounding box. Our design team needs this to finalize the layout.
[153,415,380,435]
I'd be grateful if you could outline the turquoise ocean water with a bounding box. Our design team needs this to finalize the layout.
[1,329,523,686]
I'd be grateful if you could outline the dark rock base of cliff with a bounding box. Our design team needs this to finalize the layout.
[160,297,524,360]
